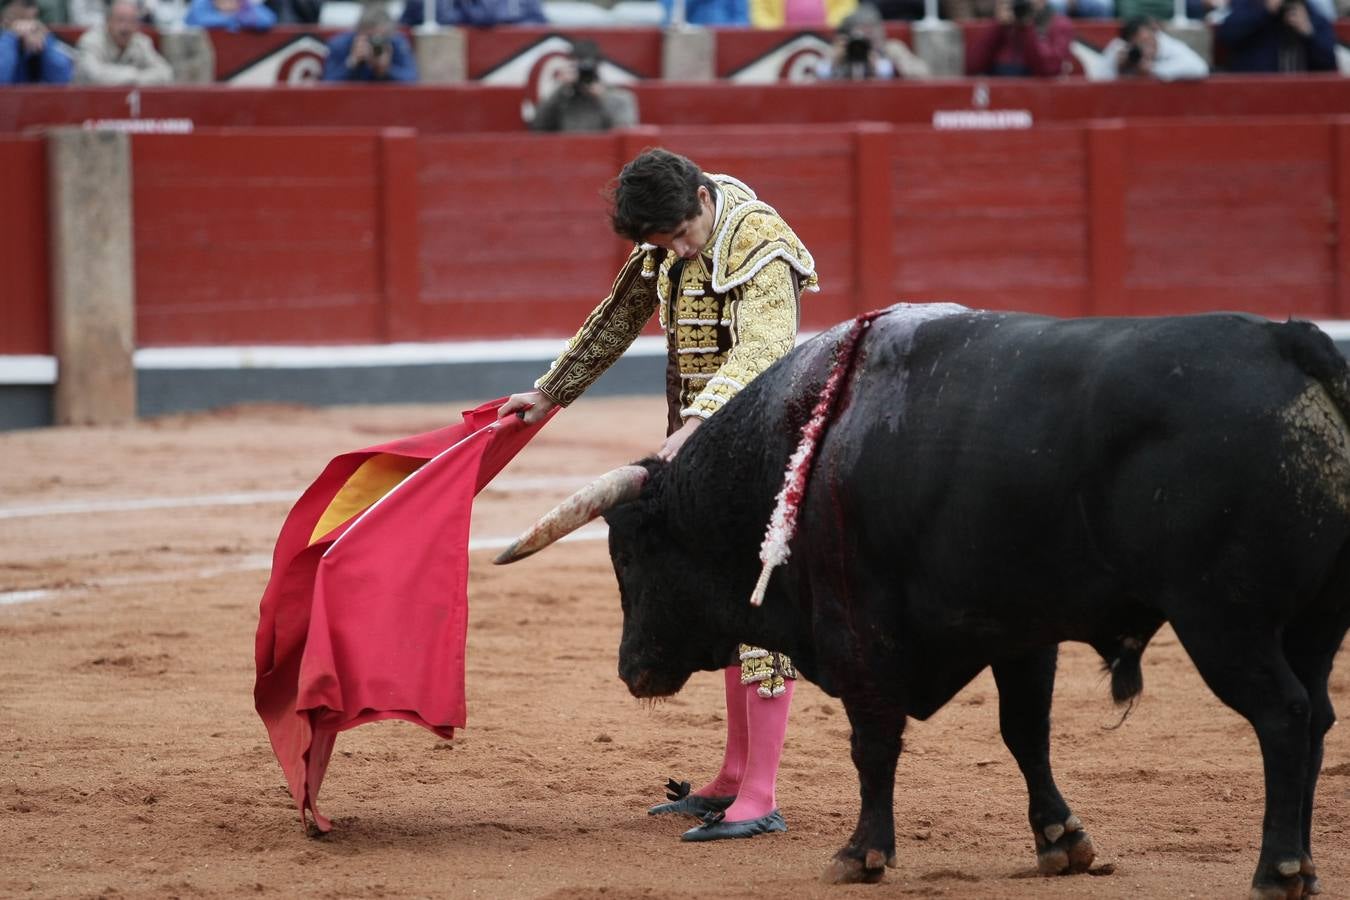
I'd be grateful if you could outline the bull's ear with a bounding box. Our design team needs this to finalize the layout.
[493,465,648,564]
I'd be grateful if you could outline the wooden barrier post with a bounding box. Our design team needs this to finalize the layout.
[854,123,896,317]
[1163,20,1212,70]
[911,20,964,78]
[47,128,136,426]
[661,27,715,81]
[159,28,215,84]
[1085,121,1127,317]
[415,26,468,83]
[377,128,424,341]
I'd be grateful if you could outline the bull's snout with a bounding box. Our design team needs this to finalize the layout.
[618,655,689,699]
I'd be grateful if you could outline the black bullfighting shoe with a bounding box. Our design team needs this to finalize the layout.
[647,778,735,819]
[680,809,788,842]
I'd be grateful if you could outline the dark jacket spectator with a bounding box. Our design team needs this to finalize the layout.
[966,0,1075,76]
[322,5,416,82]
[0,0,72,83]
[1217,0,1335,72]
[184,0,276,30]
[531,40,638,132]
[265,0,322,22]
[398,0,544,26]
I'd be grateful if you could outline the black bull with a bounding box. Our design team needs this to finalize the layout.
[507,307,1350,897]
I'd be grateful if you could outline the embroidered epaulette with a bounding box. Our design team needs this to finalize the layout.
[709,202,818,296]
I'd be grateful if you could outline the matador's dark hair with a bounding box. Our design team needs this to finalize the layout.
[607,148,717,243]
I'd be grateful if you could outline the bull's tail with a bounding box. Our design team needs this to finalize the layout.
[1107,643,1144,706]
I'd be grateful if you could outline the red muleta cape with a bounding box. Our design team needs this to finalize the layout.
[253,399,550,833]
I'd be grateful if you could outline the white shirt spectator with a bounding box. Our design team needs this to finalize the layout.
[1100,28,1210,80]
[75,0,172,84]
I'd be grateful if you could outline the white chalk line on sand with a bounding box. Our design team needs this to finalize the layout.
[0,523,608,607]
[0,476,591,521]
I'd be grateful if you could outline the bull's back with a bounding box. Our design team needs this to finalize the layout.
[809,309,1350,643]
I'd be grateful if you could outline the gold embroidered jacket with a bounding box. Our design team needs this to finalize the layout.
[535,175,818,432]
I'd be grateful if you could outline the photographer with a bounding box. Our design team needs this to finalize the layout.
[531,40,639,133]
[1216,0,1335,72]
[817,4,930,80]
[322,4,417,83]
[1100,16,1209,79]
[965,0,1074,77]
[0,0,72,83]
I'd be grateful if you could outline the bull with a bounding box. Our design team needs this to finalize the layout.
[496,305,1350,898]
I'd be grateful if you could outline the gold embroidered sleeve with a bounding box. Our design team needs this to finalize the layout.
[684,259,797,420]
[535,246,658,407]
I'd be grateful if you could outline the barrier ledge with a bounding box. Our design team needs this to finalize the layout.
[5,77,1350,136]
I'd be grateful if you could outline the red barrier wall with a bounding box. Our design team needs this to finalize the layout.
[5,78,1350,136]
[7,118,1350,353]
[131,130,393,345]
[1,137,51,356]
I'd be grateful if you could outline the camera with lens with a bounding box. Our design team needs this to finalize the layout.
[1125,43,1143,66]
[844,31,872,65]
[575,56,599,86]
[368,33,389,57]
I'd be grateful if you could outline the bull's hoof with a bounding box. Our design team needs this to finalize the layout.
[1249,858,1310,900]
[1303,855,1321,896]
[822,849,889,885]
[1034,816,1094,875]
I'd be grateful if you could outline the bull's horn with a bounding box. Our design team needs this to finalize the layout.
[493,465,648,565]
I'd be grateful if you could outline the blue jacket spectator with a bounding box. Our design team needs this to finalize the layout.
[0,0,72,83]
[1217,0,1335,72]
[398,0,544,26]
[323,6,416,82]
[185,0,277,31]
[660,0,748,24]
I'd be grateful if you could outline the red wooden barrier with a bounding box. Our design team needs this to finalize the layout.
[0,137,51,356]
[5,78,1350,137]
[131,130,391,345]
[5,118,1349,354]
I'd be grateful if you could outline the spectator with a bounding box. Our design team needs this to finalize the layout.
[265,0,321,22]
[1046,0,1113,17]
[965,0,1073,76]
[749,0,856,26]
[1100,16,1209,78]
[816,3,930,78]
[0,0,73,83]
[1216,0,1335,72]
[1118,0,1231,21]
[184,0,275,30]
[531,39,637,132]
[75,0,171,83]
[397,0,544,26]
[322,4,416,82]
[660,0,749,25]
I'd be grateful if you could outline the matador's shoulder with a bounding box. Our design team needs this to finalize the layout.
[707,178,818,296]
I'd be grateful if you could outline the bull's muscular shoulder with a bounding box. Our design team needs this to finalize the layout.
[709,201,818,296]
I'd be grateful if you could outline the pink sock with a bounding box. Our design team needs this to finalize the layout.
[693,667,748,798]
[721,678,794,821]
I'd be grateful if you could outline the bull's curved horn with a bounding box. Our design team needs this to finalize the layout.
[493,464,648,565]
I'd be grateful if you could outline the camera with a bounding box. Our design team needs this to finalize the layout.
[575,56,599,86]
[844,33,872,65]
[368,33,389,56]
[1125,43,1143,66]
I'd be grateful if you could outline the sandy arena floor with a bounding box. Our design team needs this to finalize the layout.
[1,395,1347,900]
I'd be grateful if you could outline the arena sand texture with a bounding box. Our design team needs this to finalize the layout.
[2,396,1347,900]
